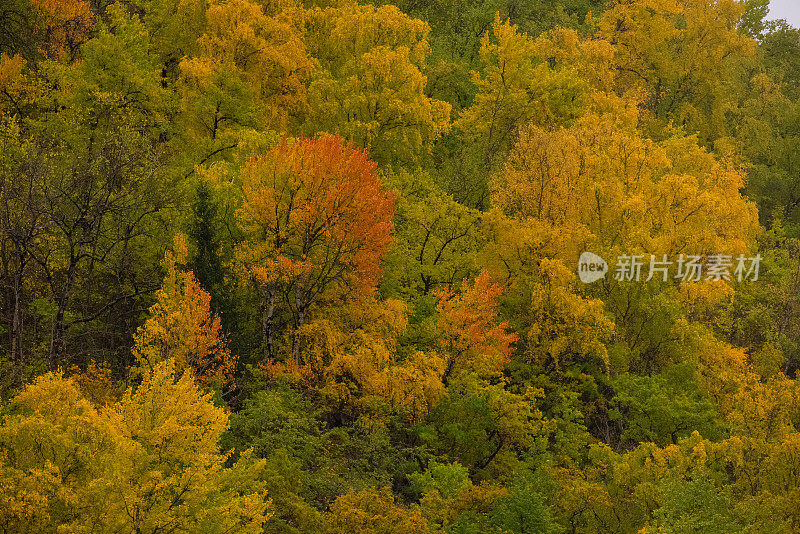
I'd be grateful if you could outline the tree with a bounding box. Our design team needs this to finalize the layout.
[0,53,37,117]
[0,5,174,371]
[303,2,450,166]
[235,135,395,363]
[386,0,605,114]
[728,73,800,232]
[380,169,485,351]
[610,364,727,448]
[425,373,543,476]
[594,0,757,142]
[0,0,94,64]
[381,169,484,300]
[760,20,800,99]
[492,110,759,258]
[489,476,561,534]
[526,258,614,373]
[327,486,429,534]
[180,0,311,135]
[137,0,206,75]
[176,0,312,180]
[301,297,447,425]
[435,270,517,383]
[132,235,237,387]
[441,15,588,208]
[488,107,760,374]
[0,360,270,532]
[189,180,225,298]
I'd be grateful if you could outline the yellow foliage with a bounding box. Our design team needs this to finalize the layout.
[328,486,429,534]
[492,111,759,260]
[676,280,735,327]
[0,54,37,116]
[594,0,757,139]
[455,15,587,174]
[29,0,94,60]
[303,298,447,423]
[418,480,508,530]
[305,1,450,164]
[529,259,614,371]
[180,0,312,134]
[0,362,270,532]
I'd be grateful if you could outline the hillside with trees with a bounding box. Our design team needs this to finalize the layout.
[3,0,800,532]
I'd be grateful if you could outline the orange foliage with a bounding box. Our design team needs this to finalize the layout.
[133,237,236,386]
[0,54,37,114]
[237,135,395,362]
[68,359,119,406]
[435,271,517,381]
[239,135,394,293]
[29,0,94,60]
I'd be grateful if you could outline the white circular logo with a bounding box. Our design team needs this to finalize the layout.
[578,252,608,283]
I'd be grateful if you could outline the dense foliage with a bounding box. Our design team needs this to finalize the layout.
[3,0,800,532]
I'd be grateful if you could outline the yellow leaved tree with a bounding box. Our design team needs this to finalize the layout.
[594,0,757,141]
[327,487,429,534]
[179,0,312,156]
[0,361,270,532]
[303,1,450,166]
[491,110,759,260]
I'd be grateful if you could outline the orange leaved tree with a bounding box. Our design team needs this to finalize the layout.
[435,271,517,384]
[133,236,236,387]
[236,135,395,364]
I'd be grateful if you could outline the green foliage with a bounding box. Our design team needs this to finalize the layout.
[489,477,561,534]
[224,386,322,461]
[650,476,742,534]
[610,364,728,447]
[408,461,471,499]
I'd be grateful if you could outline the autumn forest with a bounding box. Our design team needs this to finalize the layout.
[2,0,800,532]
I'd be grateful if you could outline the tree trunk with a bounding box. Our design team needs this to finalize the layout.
[11,273,22,363]
[293,286,306,367]
[49,299,68,370]
[293,306,305,367]
[262,286,275,360]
